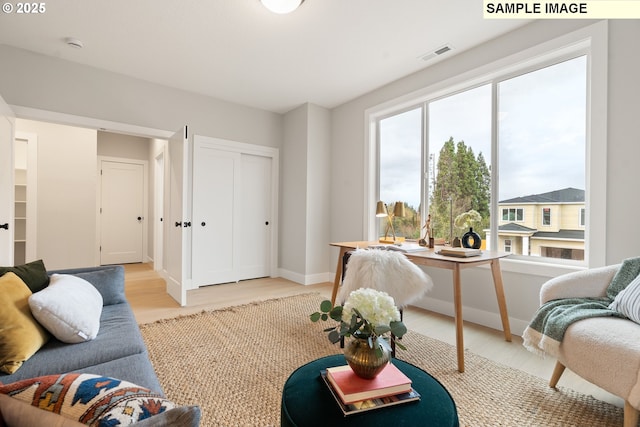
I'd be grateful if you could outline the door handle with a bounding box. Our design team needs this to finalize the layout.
[201,222,206,227]
[183,221,191,227]
[175,222,182,227]
[137,216,143,221]
[0,223,8,230]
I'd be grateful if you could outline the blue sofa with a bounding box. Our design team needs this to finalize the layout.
[1,265,162,390]
[0,264,200,426]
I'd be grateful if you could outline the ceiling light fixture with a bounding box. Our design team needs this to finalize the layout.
[260,0,304,14]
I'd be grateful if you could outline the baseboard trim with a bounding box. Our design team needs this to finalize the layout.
[413,297,529,337]
[278,269,333,286]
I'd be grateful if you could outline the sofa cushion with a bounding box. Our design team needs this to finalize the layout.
[49,266,126,306]
[0,303,147,384]
[0,273,49,374]
[0,260,49,293]
[29,274,103,343]
[609,273,640,324]
[69,352,164,394]
[0,373,181,425]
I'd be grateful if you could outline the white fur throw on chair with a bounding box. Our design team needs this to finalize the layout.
[338,249,433,308]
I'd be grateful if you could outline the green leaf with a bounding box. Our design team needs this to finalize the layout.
[374,325,391,335]
[309,312,321,322]
[321,313,328,321]
[329,306,343,321]
[390,321,407,338]
[328,330,341,344]
[320,300,333,313]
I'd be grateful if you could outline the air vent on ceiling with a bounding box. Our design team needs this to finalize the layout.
[419,44,453,62]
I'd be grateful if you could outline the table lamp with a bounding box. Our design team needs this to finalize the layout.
[376,201,406,243]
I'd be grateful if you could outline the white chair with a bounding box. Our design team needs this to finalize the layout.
[528,264,640,427]
[338,248,434,355]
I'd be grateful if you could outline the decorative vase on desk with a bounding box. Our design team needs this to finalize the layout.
[343,336,390,379]
[462,227,482,249]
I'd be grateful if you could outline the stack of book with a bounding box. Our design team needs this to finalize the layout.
[321,364,420,416]
[437,247,482,257]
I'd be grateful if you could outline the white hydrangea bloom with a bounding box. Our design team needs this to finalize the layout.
[342,288,400,328]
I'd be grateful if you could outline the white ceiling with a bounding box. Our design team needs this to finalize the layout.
[0,0,528,114]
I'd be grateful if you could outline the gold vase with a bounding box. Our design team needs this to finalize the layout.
[343,337,390,379]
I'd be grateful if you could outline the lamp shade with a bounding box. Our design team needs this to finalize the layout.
[393,201,406,218]
[375,201,388,217]
[261,0,304,14]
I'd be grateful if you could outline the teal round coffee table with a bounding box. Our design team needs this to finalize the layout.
[281,354,459,426]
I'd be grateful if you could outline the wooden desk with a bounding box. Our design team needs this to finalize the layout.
[330,241,512,373]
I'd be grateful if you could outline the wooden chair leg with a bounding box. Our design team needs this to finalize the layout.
[624,401,639,427]
[549,361,566,388]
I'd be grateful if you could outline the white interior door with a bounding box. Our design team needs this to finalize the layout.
[165,126,191,306]
[192,146,240,286]
[100,159,145,265]
[0,96,15,265]
[237,153,272,281]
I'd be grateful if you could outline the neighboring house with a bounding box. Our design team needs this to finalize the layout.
[486,188,585,260]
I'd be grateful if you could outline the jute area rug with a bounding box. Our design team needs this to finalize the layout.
[139,293,623,427]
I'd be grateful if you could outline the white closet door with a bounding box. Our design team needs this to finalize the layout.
[192,146,240,286]
[237,153,271,281]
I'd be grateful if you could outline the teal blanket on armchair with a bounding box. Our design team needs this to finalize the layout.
[523,257,640,357]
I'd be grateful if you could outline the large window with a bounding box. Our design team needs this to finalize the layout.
[376,54,587,263]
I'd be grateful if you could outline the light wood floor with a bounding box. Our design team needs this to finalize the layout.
[124,263,623,409]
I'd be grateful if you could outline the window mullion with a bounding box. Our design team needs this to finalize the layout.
[490,81,499,252]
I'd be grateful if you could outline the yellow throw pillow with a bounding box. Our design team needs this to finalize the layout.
[0,272,50,374]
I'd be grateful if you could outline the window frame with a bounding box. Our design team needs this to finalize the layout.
[364,21,608,275]
[502,208,524,223]
[504,238,512,253]
[542,207,552,227]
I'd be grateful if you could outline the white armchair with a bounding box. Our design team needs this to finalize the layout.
[537,264,640,427]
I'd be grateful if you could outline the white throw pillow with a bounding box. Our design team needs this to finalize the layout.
[609,273,640,324]
[28,274,103,343]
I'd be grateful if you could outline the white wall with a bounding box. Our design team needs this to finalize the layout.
[0,45,283,150]
[329,19,640,335]
[605,21,640,263]
[97,131,150,160]
[279,103,332,284]
[16,119,97,269]
[305,104,331,278]
[279,105,308,279]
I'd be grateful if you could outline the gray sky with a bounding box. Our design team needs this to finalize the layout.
[380,55,586,208]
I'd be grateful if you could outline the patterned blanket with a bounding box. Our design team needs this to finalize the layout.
[523,257,640,358]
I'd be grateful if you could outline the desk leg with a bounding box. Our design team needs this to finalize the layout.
[490,259,512,342]
[452,263,464,373]
[331,247,349,305]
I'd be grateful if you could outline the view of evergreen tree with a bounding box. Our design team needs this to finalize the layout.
[429,137,491,242]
